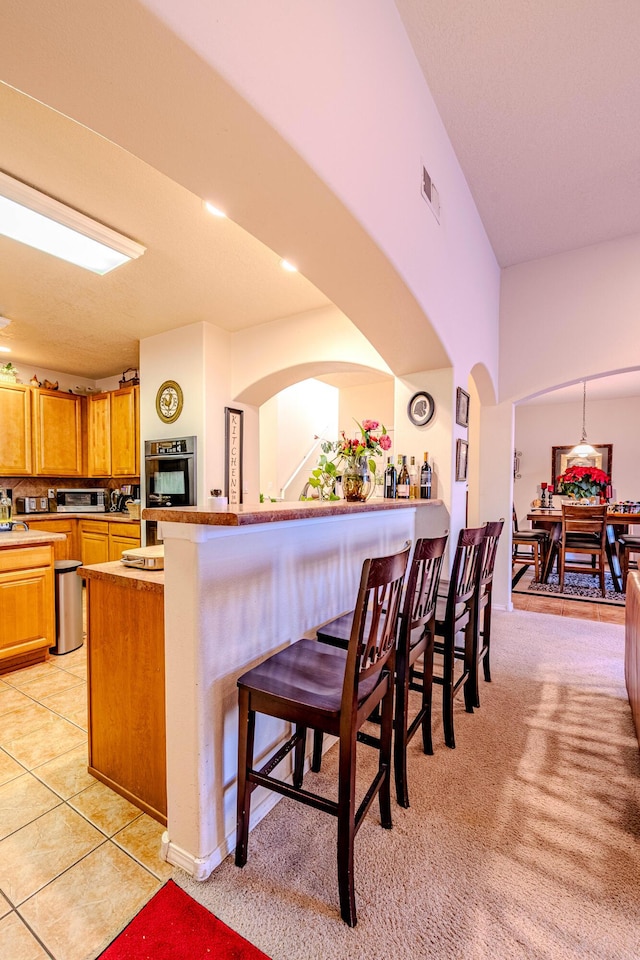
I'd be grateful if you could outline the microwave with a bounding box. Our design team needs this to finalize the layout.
[55,489,106,513]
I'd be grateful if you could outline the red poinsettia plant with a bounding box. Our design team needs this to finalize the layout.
[557,465,610,499]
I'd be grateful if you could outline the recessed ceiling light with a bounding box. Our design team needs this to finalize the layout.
[280,259,298,272]
[0,346,11,353]
[204,202,227,218]
[0,171,146,275]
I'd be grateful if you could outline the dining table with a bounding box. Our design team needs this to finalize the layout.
[526,507,640,591]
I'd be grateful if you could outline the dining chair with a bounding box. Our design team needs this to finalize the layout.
[313,535,449,808]
[432,525,486,749]
[558,503,608,596]
[618,533,640,591]
[511,505,548,583]
[235,542,410,926]
[472,519,504,709]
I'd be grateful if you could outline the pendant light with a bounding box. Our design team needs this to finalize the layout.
[568,380,597,458]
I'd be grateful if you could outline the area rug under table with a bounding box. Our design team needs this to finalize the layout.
[97,879,271,960]
[514,569,625,604]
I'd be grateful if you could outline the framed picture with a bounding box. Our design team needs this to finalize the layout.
[224,407,244,506]
[551,443,612,487]
[407,390,436,427]
[456,387,470,428]
[455,438,468,482]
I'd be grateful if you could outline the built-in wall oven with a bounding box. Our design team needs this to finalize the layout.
[144,436,197,544]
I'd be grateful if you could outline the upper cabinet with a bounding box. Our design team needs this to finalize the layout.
[32,388,83,476]
[87,385,139,478]
[0,383,32,475]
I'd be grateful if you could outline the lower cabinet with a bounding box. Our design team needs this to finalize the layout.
[79,520,110,565]
[107,521,141,561]
[0,543,55,675]
[22,518,78,560]
[85,572,166,823]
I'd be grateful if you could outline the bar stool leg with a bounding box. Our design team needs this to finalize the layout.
[235,689,254,867]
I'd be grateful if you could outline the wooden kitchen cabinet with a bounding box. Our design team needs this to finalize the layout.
[108,521,141,560]
[32,388,83,476]
[84,568,166,822]
[86,392,111,476]
[79,520,110,565]
[111,385,139,476]
[0,542,55,675]
[0,382,32,475]
[24,518,78,560]
[87,385,138,478]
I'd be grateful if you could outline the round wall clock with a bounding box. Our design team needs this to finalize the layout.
[156,380,184,423]
[407,391,435,427]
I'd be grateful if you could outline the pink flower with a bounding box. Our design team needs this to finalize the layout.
[361,419,379,432]
[379,435,392,450]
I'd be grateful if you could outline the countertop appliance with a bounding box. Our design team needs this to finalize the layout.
[120,544,165,570]
[16,496,49,514]
[55,489,107,513]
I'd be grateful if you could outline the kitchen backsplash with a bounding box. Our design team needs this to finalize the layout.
[1,476,140,504]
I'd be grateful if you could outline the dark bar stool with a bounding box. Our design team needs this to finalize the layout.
[431,526,486,749]
[512,506,548,584]
[472,519,504,709]
[235,542,410,926]
[313,536,448,808]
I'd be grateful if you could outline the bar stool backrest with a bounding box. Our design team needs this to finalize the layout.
[343,541,411,705]
[401,535,448,641]
[446,526,486,622]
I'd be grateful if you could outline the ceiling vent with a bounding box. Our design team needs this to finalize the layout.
[421,165,440,223]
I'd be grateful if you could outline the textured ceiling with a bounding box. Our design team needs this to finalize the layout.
[0,83,331,380]
[395,0,640,267]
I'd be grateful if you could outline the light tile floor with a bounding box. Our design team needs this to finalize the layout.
[0,644,172,960]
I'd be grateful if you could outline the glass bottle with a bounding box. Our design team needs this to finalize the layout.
[0,488,11,522]
[408,456,419,499]
[383,456,397,499]
[419,452,432,500]
[397,456,410,499]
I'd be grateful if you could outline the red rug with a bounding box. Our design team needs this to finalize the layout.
[98,880,271,959]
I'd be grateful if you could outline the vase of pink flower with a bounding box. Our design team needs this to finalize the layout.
[338,419,392,502]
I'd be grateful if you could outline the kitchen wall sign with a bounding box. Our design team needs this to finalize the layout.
[225,407,244,506]
[156,380,183,423]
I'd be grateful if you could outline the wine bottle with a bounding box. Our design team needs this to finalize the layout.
[408,455,419,499]
[383,456,397,499]
[420,452,432,500]
[397,456,410,499]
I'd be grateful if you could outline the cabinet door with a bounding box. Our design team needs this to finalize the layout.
[0,545,55,667]
[108,521,141,561]
[32,389,83,476]
[0,383,32,475]
[111,386,139,477]
[87,393,111,477]
[80,521,110,565]
[25,519,77,561]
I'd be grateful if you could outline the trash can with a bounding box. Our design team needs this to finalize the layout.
[51,560,83,655]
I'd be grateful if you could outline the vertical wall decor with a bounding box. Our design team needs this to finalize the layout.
[225,407,244,506]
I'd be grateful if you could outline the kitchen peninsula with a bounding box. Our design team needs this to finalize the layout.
[139,497,447,881]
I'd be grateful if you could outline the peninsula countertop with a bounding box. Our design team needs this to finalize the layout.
[79,559,164,593]
[143,497,443,527]
[0,529,67,548]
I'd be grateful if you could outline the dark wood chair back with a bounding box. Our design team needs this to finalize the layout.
[559,502,608,595]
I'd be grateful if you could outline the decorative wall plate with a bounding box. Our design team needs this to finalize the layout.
[156,380,183,423]
[407,391,435,427]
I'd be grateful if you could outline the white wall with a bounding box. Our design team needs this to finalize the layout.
[514,394,640,524]
[501,234,640,402]
[259,379,339,501]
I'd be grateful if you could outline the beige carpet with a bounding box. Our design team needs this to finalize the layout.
[176,610,640,959]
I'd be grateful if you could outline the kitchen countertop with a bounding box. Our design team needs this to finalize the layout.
[143,497,443,527]
[79,559,164,592]
[13,512,140,524]
[0,529,67,548]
